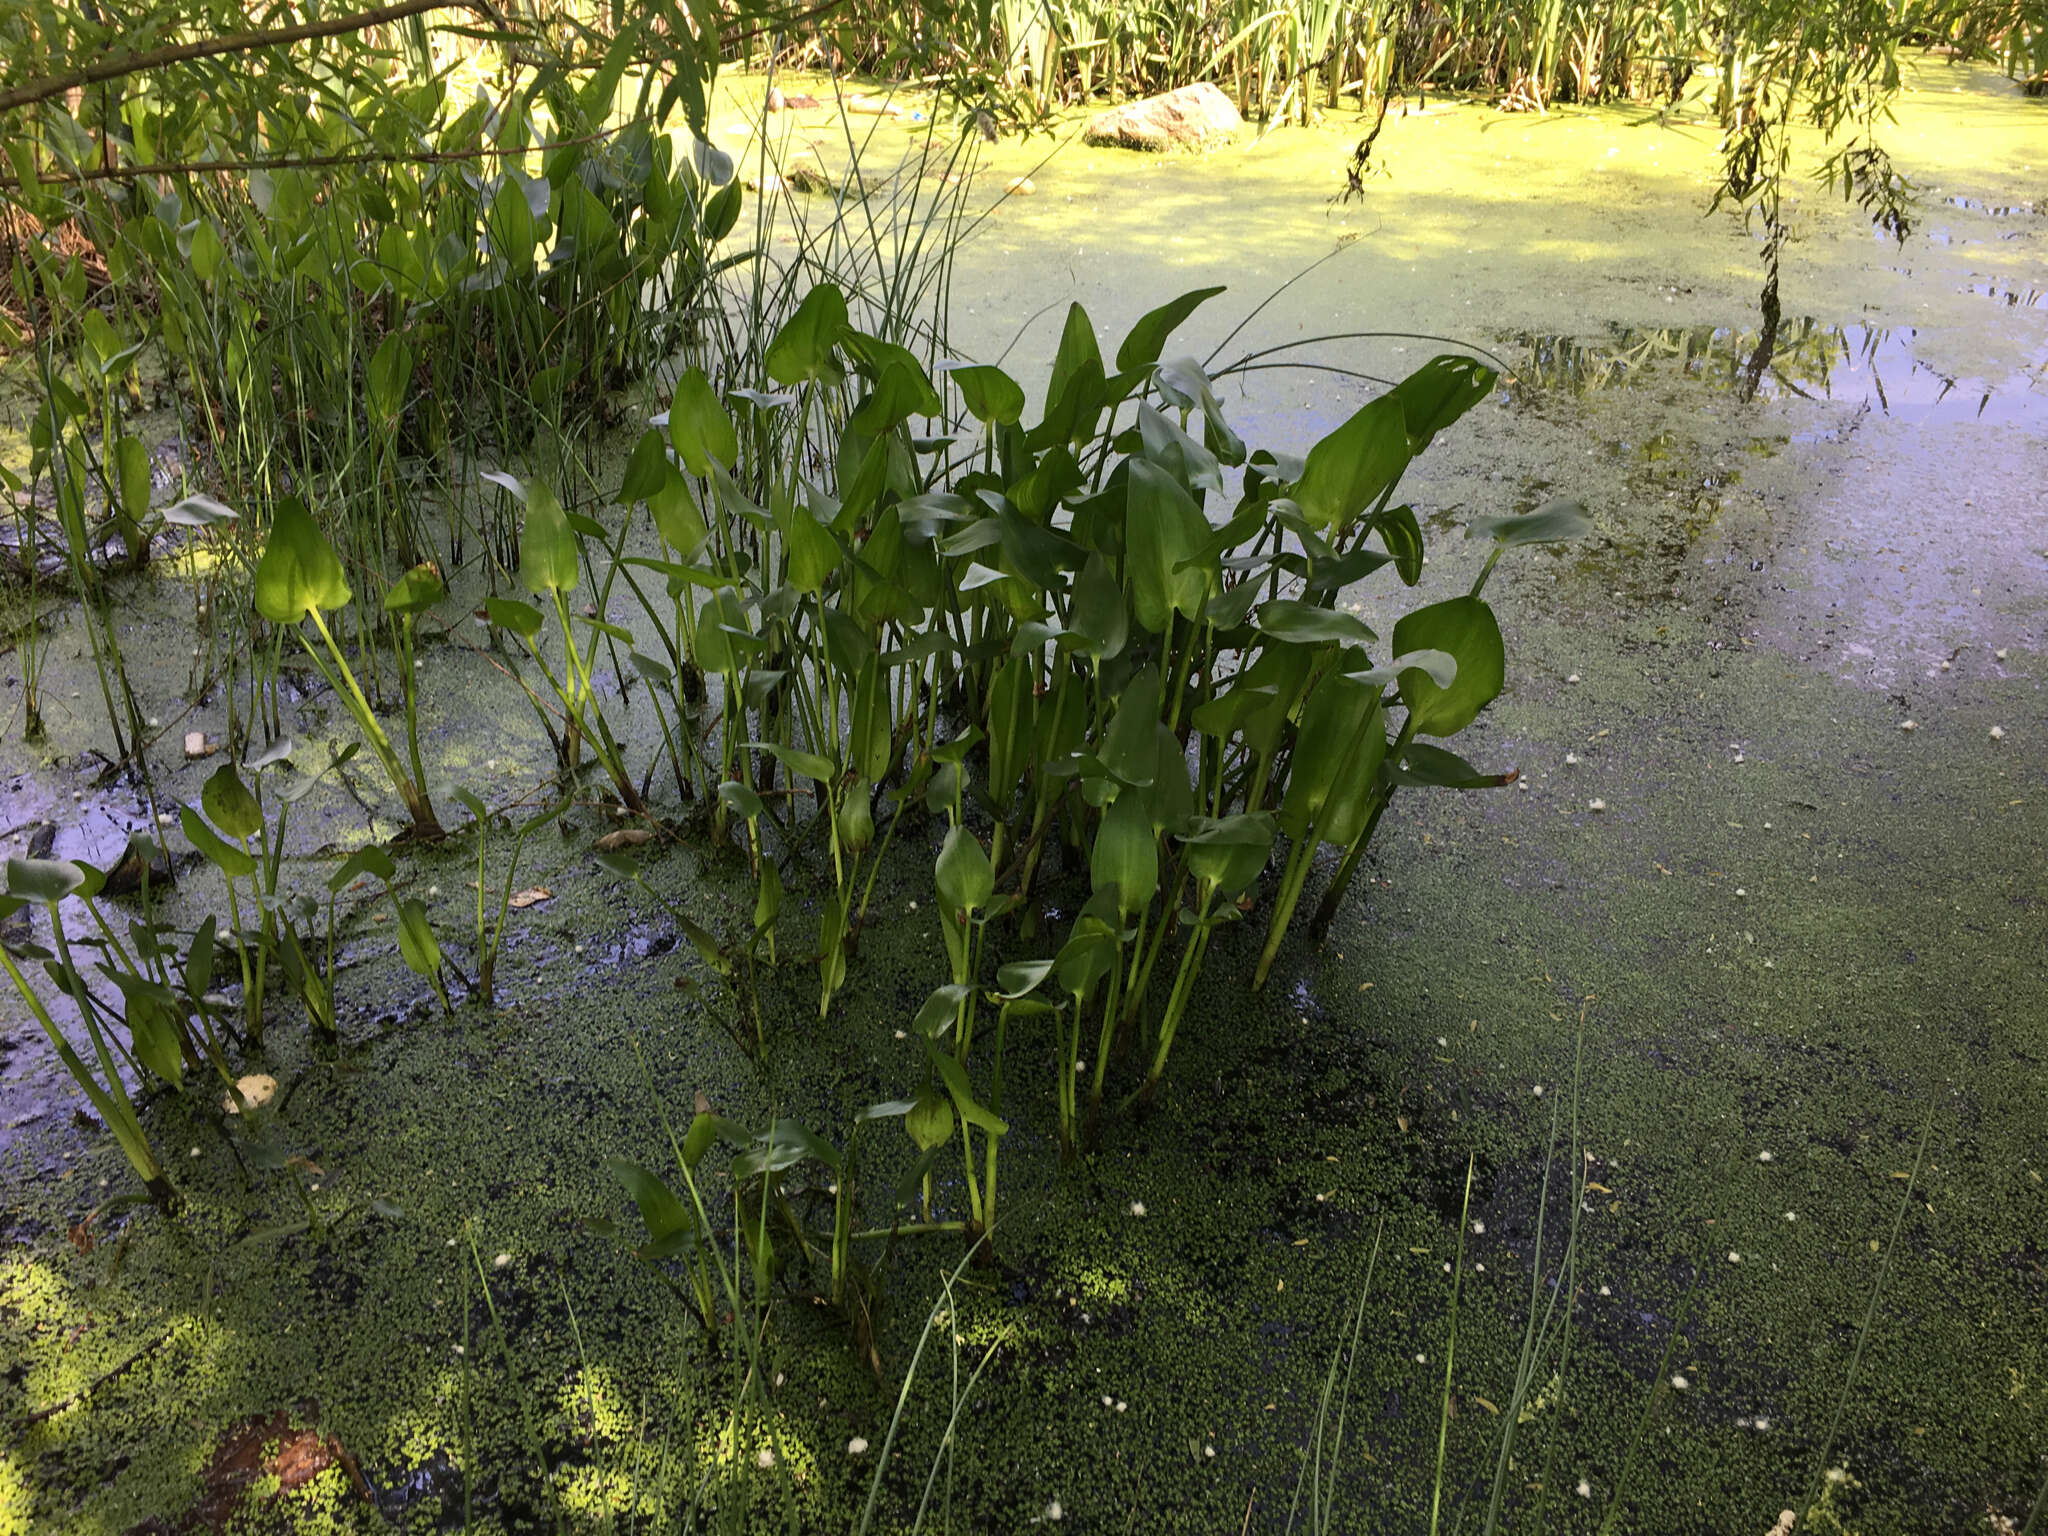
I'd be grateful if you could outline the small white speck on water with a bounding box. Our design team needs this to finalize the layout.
[1516,779,1530,792]
[1564,751,1580,765]
[1115,1401,1127,1413]
[1044,1499,1063,1521]
[1205,1445,1215,1459]
[1900,719,1917,732]
[1728,1251,1742,1264]
[1755,1417,1771,1431]
[1587,798,1607,812]
[1735,888,1747,898]
[1758,1151,1773,1162]
[1995,648,2009,660]
[756,1448,775,1470]
[1436,1036,1448,1047]
[1940,660,1951,671]
[1566,673,1581,684]
[1101,1395,1113,1408]
[1989,726,2004,740]
[494,1252,512,1269]
[428,885,440,899]
[1532,1084,1544,1097]
[1599,1285,1612,1296]
[1415,1353,1428,1364]
[147,716,161,729]
[1734,752,1745,763]
[190,1147,202,1159]
[1671,1374,1690,1390]
[1472,1220,1485,1234]
[1577,1479,1592,1499]
[1442,1262,1452,1273]
[1130,1201,1146,1217]
[893,1029,906,1039]
[848,1437,869,1456]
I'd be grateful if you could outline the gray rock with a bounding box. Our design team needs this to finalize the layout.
[1084,82,1243,152]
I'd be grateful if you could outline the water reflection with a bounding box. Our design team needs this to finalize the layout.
[1498,319,2048,425]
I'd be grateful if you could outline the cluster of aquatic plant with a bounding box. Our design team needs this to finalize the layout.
[4,270,1589,1241]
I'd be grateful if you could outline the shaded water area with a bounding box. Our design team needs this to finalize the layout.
[1,60,2044,1536]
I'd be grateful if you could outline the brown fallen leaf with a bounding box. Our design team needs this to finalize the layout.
[694,1090,713,1116]
[594,828,653,853]
[508,887,551,909]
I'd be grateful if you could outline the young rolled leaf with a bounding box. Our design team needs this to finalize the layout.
[518,480,580,596]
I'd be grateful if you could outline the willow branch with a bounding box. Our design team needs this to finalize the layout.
[0,0,495,116]
[0,126,619,188]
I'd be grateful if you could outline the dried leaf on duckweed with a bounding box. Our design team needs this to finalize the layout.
[223,1073,279,1114]
[694,1090,713,1116]
[508,887,552,909]
[594,828,653,853]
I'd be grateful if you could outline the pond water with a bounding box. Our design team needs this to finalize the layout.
[0,58,2043,1536]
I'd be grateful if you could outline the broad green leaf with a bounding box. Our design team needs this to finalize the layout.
[605,1157,696,1248]
[1101,671,1161,787]
[905,1081,954,1152]
[485,596,545,641]
[1387,354,1497,453]
[164,494,238,528]
[486,175,536,271]
[619,428,669,503]
[125,991,185,1090]
[1392,596,1505,738]
[110,436,150,524]
[253,497,351,622]
[201,764,263,840]
[1090,791,1157,920]
[995,959,1055,997]
[328,845,397,892]
[1257,598,1376,647]
[1279,669,1380,842]
[776,496,839,594]
[368,334,412,424]
[668,366,737,474]
[765,283,848,386]
[717,780,765,820]
[944,363,1026,425]
[752,742,835,783]
[1378,503,1425,586]
[1467,497,1593,548]
[1115,285,1227,373]
[1070,552,1128,659]
[935,826,994,915]
[382,563,445,617]
[519,480,580,596]
[1126,460,1212,633]
[5,857,84,904]
[1389,743,1519,789]
[1179,812,1277,898]
[1292,395,1410,534]
[929,1043,1008,1137]
[913,983,974,1038]
[179,806,254,878]
[395,899,441,977]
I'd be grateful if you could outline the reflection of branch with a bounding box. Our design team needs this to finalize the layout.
[0,128,619,189]
[0,0,493,116]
